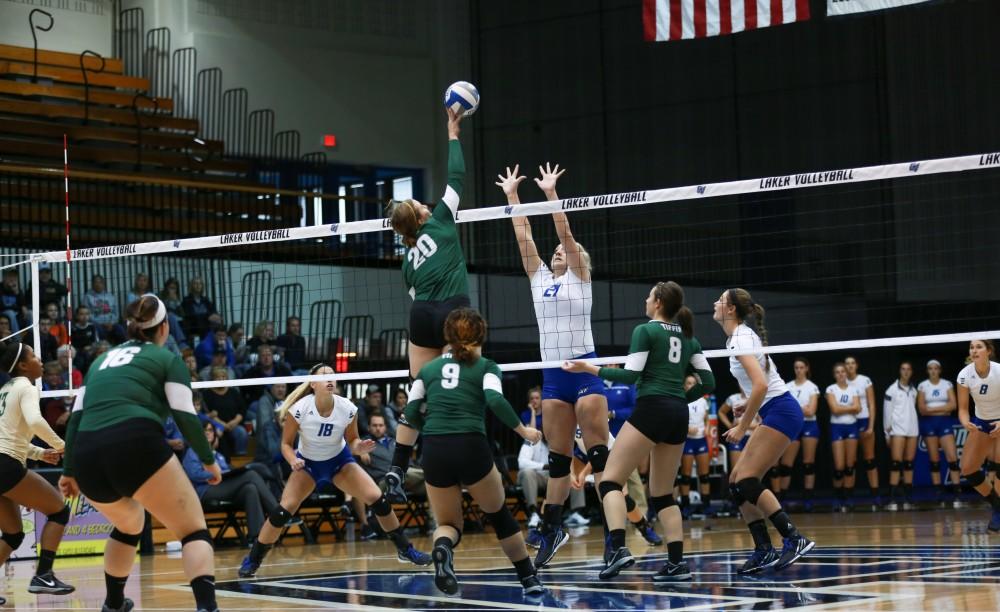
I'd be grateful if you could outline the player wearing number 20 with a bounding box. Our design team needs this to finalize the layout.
[383,108,469,504]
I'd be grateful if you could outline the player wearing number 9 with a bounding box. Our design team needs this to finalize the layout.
[563,281,714,581]
[59,294,221,612]
[382,107,470,504]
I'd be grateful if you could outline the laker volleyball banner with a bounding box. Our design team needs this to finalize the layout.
[35,494,114,556]
[643,0,810,41]
[827,0,933,17]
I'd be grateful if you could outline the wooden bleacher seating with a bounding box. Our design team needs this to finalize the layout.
[0,59,148,90]
[0,44,124,73]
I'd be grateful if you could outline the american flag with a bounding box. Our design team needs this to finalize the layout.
[643,0,811,41]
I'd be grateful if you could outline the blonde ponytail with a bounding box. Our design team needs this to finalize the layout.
[278,363,329,421]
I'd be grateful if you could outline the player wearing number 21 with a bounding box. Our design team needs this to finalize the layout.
[381,108,469,504]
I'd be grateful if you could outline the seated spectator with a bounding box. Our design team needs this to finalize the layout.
[1,268,26,333]
[125,272,152,306]
[517,436,586,529]
[70,306,99,356]
[247,320,277,355]
[228,323,249,364]
[520,386,543,435]
[84,274,126,344]
[199,349,236,382]
[159,277,188,347]
[275,317,306,372]
[182,422,279,542]
[0,313,13,342]
[251,389,288,496]
[252,383,286,429]
[354,412,425,539]
[36,312,59,362]
[203,367,249,456]
[195,325,235,369]
[44,302,70,347]
[28,263,68,309]
[39,362,73,436]
[192,391,226,431]
[56,345,83,388]
[181,276,217,341]
[163,416,186,458]
[183,351,200,382]
[356,384,397,438]
[240,345,291,403]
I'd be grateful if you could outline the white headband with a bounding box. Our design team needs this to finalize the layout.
[6,343,23,373]
[134,294,167,330]
[927,359,941,368]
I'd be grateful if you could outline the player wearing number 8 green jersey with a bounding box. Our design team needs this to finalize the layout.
[383,107,470,504]
[59,295,220,612]
[564,282,714,582]
[405,308,546,597]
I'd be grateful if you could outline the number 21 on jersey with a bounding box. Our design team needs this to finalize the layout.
[407,235,438,270]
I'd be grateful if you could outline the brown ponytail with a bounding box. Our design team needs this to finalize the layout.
[727,288,769,347]
[444,307,487,364]
[387,199,421,248]
[652,281,694,337]
[126,295,167,342]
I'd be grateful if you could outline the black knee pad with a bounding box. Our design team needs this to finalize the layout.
[929,461,941,473]
[990,462,1000,473]
[833,469,845,480]
[548,452,572,479]
[485,507,520,540]
[767,467,780,479]
[843,466,856,477]
[891,461,903,472]
[734,478,766,506]
[863,459,878,471]
[268,505,292,528]
[948,461,960,472]
[649,494,676,514]
[902,461,914,471]
[109,527,142,547]
[676,475,690,488]
[0,531,24,550]
[46,504,70,526]
[586,445,609,474]
[964,470,986,487]
[697,472,710,482]
[625,494,637,513]
[728,482,745,506]
[802,463,816,476]
[372,492,392,517]
[777,464,793,477]
[181,529,213,547]
[597,480,624,501]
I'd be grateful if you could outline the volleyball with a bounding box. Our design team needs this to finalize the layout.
[444,81,480,117]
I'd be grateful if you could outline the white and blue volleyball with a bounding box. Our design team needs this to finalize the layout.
[444,81,479,117]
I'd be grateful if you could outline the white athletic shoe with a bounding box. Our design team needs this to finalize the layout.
[528,512,542,528]
[563,511,591,527]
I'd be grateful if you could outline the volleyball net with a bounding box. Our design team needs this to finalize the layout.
[3,150,1000,415]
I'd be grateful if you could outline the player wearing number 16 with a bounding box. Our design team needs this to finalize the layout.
[382,107,469,504]
[59,295,220,612]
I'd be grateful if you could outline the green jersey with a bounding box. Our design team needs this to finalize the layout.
[63,340,215,477]
[402,139,469,302]
[404,353,520,436]
[600,320,715,400]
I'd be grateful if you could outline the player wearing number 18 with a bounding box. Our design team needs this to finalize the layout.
[563,281,714,582]
[382,107,469,504]
[58,295,220,612]
[405,308,546,597]
[956,339,1000,531]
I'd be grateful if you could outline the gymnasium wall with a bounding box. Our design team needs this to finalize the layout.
[0,0,113,56]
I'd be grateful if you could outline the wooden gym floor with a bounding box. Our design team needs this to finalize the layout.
[5,509,1000,610]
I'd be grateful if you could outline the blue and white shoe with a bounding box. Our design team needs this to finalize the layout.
[637,522,663,545]
[988,510,1000,533]
[534,527,569,568]
[737,546,780,575]
[238,555,261,578]
[525,527,543,549]
[398,543,432,566]
[774,535,815,570]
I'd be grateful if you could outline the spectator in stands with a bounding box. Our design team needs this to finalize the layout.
[275,317,306,372]
[203,366,249,457]
[355,412,426,539]
[195,324,235,369]
[183,351,201,382]
[35,312,58,362]
[182,422,280,543]
[163,416,187,458]
[181,276,218,340]
[56,345,83,389]
[356,384,397,437]
[389,388,408,423]
[520,386,543,432]
[84,274,126,344]
[1,268,26,333]
[159,277,189,347]
[199,348,236,382]
[517,436,586,529]
[229,323,249,364]
[70,306,99,356]
[28,263,68,309]
[43,302,70,347]
[239,345,291,404]
[253,387,286,477]
[247,321,277,355]
[40,361,72,436]
[192,390,225,432]
[0,313,12,342]
[125,272,152,305]
[255,383,286,429]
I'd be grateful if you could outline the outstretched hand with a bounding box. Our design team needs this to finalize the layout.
[495,165,527,197]
[446,107,462,139]
[534,162,566,195]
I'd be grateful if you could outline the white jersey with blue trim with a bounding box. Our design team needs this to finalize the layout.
[917,379,954,412]
[847,374,874,419]
[688,397,708,438]
[290,394,357,461]
[727,324,787,402]
[786,379,820,421]
[957,361,1000,420]
[530,264,595,362]
[826,383,861,425]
